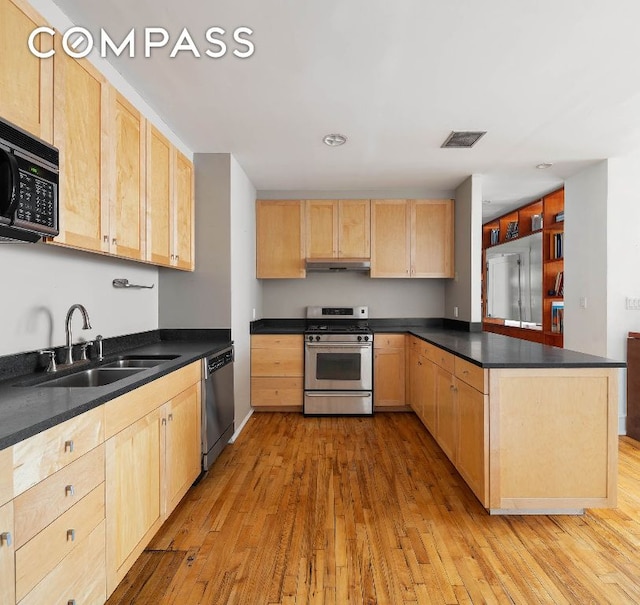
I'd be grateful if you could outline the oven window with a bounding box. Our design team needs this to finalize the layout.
[316,352,361,381]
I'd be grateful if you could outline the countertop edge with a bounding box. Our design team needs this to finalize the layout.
[0,337,232,451]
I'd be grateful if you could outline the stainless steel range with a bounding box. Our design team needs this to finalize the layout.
[303,306,373,416]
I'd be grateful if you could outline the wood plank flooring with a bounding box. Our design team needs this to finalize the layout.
[107,413,640,604]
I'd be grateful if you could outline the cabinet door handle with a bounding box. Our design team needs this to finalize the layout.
[68,600,77,605]
[0,532,11,547]
[175,255,179,261]
[112,238,117,245]
[65,484,75,497]
[67,529,76,542]
[64,439,74,453]
[168,413,173,421]
[103,235,108,243]
[162,418,167,426]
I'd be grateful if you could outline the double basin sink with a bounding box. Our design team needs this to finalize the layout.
[21,355,179,388]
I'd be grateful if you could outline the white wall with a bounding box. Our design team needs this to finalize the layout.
[605,157,640,361]
[564,158,640,433]
[445,175,483,323]
[0,243,158,356]
[230,156,260,425]
[564,161,608,356]
[262,272,444,318]
[158,154,232,327]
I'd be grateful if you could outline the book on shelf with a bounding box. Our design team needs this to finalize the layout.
[551,301,564,333]
[553,271,564,296]
[555,211,564,223]
[505,221,519,240]
[490,228,500,245]
[551,232,564,259]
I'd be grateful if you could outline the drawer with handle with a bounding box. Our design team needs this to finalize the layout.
[15,483,105,601]
[454,356,487,393]
[19,520,106,605]
[13,444,104,548]
[13,405,104,497]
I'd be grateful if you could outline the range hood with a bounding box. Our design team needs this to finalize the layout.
[305,258,371,272]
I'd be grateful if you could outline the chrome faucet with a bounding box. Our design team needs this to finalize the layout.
[64,304,92,365]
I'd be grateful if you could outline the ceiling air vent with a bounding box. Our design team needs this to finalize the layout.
[441,131,486,148]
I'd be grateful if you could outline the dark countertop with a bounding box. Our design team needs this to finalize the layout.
[406,328,625,369]
[0,330,232,451]
[250,318,624,370]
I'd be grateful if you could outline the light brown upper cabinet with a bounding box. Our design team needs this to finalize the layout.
[412,199,454,277]
[146,125,173,266]
[305,199,370,259]
[53,45,109,253]
[173,150,194,270]
[371,199,454,278]
[146,126,194,270]
[0,0,53,143]
[109,90,146,261]
[256,200,305,278]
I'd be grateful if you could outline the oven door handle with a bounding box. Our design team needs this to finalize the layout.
[305,391,372,397]
[305,342,372,349]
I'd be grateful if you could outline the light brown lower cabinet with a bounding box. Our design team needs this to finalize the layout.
[407,335,617,513]
[435,365,457,463]
[251,335,304,410]
[106,407,162,593]
[374,334,407,409]
[0,501,14,605]
[0,361,202,604]
[164,384,202,515]
[105,363,201,596]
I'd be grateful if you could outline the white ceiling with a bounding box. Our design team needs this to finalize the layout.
[50,0,640,219]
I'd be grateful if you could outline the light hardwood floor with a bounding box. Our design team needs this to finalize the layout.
[107,413,640,604]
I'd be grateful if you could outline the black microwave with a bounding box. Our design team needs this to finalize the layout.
[0,117,59,243]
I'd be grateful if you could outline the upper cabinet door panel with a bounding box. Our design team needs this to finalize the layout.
[338,199,370,259]
[146,126,173,266]
[0,0,53,142]
[412,199,454,278]
[256,200,305,278]
[306,200,337,259]
[174,151,194,270]
[53,47,108,252]
[112,91,145,260]
[370,200,411,277]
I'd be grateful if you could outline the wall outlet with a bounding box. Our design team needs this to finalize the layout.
[626,297,640,310]
[454,306,459,318]
[252,308,256,320]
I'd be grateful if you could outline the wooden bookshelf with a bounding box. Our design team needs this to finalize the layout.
[541,188,564,347]
[482,188,564,347]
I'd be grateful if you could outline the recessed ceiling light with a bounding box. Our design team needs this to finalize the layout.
[536,162,553,169]
[323,133,347,147]
[441,131,486,148]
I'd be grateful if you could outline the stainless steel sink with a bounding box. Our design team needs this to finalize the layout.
[39,368,144,388]
[101,355,179,369]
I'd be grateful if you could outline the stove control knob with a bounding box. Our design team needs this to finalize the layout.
[308,335,314,342]
[357,335,362,341]
[364,335,370,341]
[315,335,321,342]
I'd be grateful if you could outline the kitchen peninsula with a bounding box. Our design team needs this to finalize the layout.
[251,319,624,514]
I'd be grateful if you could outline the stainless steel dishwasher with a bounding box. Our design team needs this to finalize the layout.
[201,345,235,471]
